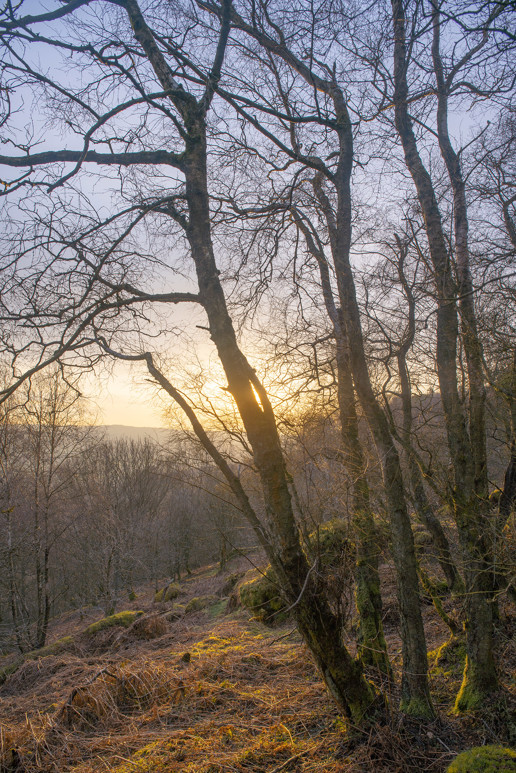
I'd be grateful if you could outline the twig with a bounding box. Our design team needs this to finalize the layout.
[268,749,310,772]
[268,628,298,645]
[273,560,318,618]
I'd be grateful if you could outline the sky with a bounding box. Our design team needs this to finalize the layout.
[85,361,168,427]
[2,0,505,431]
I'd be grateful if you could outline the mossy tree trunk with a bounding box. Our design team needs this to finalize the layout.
[393,239,463,595]
[293,212,390,675]
[392,0,499,708]
[224,9,430,710]
[122,0,380,725]
[311,173,432,715]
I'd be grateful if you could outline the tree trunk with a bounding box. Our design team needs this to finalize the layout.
[336,323,390,675]
[395,307,463,595]
[313,170,432,715]
[174,104,379,722]
[294,210,390,674]
[336,245,431,716]
[392,0,498,707]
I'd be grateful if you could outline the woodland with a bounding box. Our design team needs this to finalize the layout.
[0,0,515,770]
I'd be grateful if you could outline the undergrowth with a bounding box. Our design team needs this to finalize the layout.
[0,569,514,773]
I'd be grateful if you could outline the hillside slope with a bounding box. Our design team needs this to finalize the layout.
[1,563,514,772]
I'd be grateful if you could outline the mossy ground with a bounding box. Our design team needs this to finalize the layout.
[446,745,516,772]
[26,635,75,659]
[154,583,181,603]
[184,595,219,614]
[84,610,144,634]
[0,636,75,684]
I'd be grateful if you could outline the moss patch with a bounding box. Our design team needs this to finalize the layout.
[399,695,435,719]
[428,636,467,706]
[184,596,218,614]
[84,610,143,634]
[429,637,466,674]
[308,518,353,565]
[453,654,500,714]
[239,567,286,623]
[208,599,228,619]
[26,636,74,660]
[154,583,180,602]
[447,745,516,772]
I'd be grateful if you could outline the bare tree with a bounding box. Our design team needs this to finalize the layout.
[0,0,513,721]
[200,0,431,713]
[389,0,515,709]
[0,369,93,649]
[0,0,379,722]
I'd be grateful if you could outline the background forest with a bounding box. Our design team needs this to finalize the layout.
[0,373,253,652]
[0,0,514,758]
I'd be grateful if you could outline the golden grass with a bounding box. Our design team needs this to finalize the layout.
[0,613,477,773]
[1,565,514,773]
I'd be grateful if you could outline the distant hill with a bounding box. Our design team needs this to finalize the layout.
[101,425,174,443]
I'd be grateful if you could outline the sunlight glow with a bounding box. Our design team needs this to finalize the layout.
[85,361,168,428]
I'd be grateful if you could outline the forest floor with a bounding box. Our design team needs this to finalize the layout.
[0,560,515,773]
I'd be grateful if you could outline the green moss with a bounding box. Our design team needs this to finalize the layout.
[309,519,353,566]
[454,678,483,712]
[208,599,228,618]
[184,595,218,614]
[0,658,23,684]
[355,573,391,675]
[428,578,449,596]
[454,655,498,713]
[429,637,466,675]
[399,695,435,719]
[26,636,74,659]
[239,568,286,622]
[154,583,180,602]
[84,610,143,634]
[446,745,516,772]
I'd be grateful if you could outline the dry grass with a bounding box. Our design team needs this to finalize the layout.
[1,564,514,773]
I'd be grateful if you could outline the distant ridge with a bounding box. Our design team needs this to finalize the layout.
[101,425,173,442]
